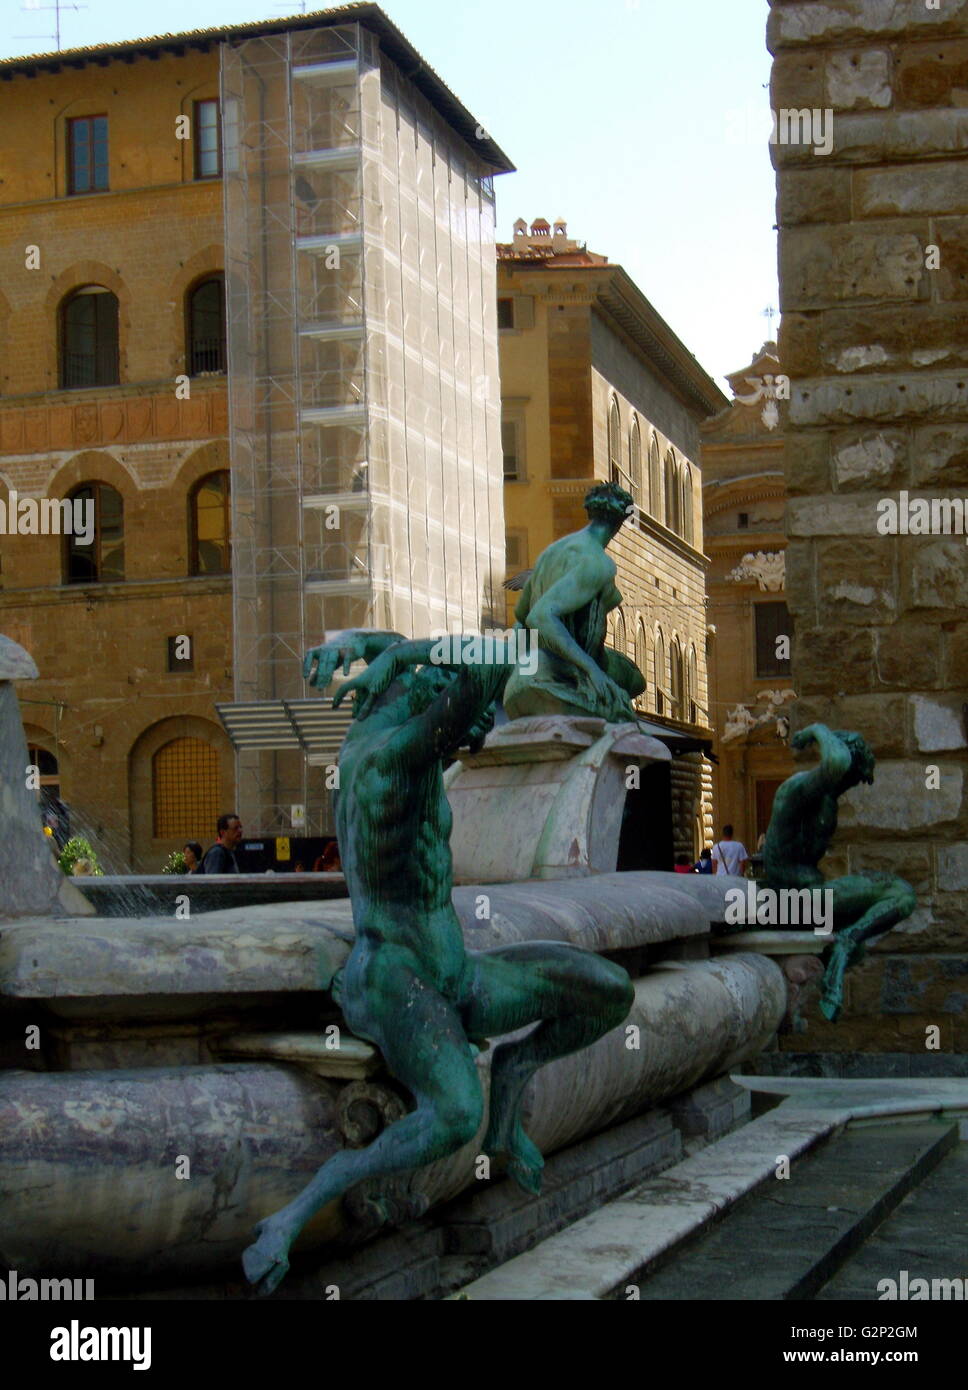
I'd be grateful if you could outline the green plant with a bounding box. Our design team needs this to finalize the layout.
[57,836,104,876]
[162,850,188,875]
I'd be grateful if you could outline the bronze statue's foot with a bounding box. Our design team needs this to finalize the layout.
[489,1123,544,1195]
[818,988,842,1024]
[242,1217,293,1296]
[819,946,849,1023]
[509,1149,544,1196]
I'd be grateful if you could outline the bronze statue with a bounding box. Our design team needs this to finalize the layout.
[503,481,645,722]
[762,724,916,1022]
[242,630,634,1294]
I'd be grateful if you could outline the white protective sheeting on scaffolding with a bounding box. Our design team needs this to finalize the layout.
[222,19,506,833]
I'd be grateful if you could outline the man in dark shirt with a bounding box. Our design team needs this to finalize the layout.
[200,814,243,873]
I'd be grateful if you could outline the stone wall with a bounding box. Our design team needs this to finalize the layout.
[769,0,968,1054]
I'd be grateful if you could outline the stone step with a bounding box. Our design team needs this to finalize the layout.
[456,1118,957,1300]
[627,1122,957,1300]
[816,1143,968,1301]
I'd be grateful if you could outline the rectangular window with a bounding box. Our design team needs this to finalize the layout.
[754,601,790,679]
[506,531,527,573]
[167,635,194,672]
[68,116,109,194]
[502,417,524,480]
[497,298,515,331]
[194,99,221,179]
[738,512,749,529]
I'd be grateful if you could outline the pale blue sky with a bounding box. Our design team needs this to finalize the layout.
[4,0,777,387]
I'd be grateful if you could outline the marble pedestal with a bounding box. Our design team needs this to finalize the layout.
[443,715,669,883]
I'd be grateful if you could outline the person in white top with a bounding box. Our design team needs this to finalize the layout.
[711,825,749,876]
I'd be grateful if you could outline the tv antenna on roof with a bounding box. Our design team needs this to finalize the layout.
[762,305,779,336]
[16,0,87,53]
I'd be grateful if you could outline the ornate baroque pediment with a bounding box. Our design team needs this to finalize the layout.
[726,550,785,592]
[722,688,797,743]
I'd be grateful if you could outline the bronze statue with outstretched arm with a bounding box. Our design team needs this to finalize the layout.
[241,630,634,1294]
[763,723,916,1022]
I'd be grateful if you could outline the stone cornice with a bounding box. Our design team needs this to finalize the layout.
[0,574,232,607]
[499,264,728,419]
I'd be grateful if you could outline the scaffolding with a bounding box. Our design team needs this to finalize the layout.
[221,20,507,834]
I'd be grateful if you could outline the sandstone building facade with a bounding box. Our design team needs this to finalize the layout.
[0,38,232,873]
[498,219,728,861]
[769,0,968,1057]
[702,343,794,854]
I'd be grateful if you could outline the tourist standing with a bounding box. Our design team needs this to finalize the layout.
[711,825,749,877]
[183,841,204,874]
[199,814,243,874]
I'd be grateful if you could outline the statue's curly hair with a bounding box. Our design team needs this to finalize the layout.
[584,480,635,523]
[833,730,875,785]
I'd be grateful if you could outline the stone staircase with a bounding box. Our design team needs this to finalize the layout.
[817,1140,968,1301]
[456,1096,968,1300]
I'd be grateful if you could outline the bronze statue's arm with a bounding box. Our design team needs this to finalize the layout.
[333,635,518,721]
[790,723,853,796]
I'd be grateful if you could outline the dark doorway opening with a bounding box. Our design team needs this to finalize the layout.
[617,760,673,871]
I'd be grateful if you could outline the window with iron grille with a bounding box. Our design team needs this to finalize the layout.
[152,738,221,840]
[60,287,119,388]
[68,115,108,194]
[187,277,226,375]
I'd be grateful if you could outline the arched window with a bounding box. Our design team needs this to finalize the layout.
[187,275,226,375]
[60,286,119,388]
[64,482,124,582]
[629,416,642,509]
[689,645,699,723]
[649,436,662,523]
[635,620,649,703]
[608,397,622,486]
[664,453,680,535]
[654,629,665,716]
[190,470,231,575]
[682,464,694,545]
[28,744,60,793]
[614,607,627,655]
[152,737,221,839]
[670,637,684,720]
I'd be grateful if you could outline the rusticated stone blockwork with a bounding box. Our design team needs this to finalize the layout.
[769,0,968,1052]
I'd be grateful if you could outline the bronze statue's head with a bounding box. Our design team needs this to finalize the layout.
[833,730,875,787]
[584,480,634,530]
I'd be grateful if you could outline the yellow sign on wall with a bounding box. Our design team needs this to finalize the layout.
[275,836,290,862]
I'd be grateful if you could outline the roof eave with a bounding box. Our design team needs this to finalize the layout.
[0,3,515,176]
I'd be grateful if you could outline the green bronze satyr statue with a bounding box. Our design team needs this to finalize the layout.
[503,480,646,723]
[762,724,916,1023]
[242,629,634,1295]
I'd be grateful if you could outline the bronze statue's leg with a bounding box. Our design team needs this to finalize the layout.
[243,948,483,1296]
[460,942,633,1194]
[821,874,917,1022]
